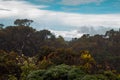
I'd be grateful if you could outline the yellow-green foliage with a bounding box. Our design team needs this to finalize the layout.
[20,56,37,80]
[38,56,53,69]
[80,50,95,63]
[80,50,96,73]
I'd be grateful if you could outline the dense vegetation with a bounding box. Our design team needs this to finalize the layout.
[0,19,120,80]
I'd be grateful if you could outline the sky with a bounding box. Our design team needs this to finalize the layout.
[0,0,120,40]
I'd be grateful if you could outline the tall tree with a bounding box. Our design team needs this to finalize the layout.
[14,19,33,26]
[0,24,4,29]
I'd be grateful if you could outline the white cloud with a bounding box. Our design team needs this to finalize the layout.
[0,0,120,39]
[51,30,83,39]
[60,0,104,6]
[0,0,48,18]
[35,0,54,3]
[60,13,120,28]
[0,0,25,1]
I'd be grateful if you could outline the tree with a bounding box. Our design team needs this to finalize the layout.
[0,50,22,80]
[36,46,55,61]
[20,56,37,80]
[0,24,4,29]
[37,56,53,69]
[38,29,52,41]
[14,19,33,26]
[48,48,76,65]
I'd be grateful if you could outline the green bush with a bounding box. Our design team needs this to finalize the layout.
[104,71,117,80]
[27,65,119,80]
[80,74,108,80]
[68,67,85,80]
[117,74,120,80]
[81,75,97,80]
[94,74,108,80]
[27,64,86,80]
[27,70,45,80]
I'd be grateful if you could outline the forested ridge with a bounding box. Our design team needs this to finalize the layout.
[0,19,120,80]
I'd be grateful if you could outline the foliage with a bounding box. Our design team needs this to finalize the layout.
[81,74,108,80]
[80,50,96,73]
[0,19,120,80]
[20,56,37,80]
[37,56,53,69]
[104,71,118,80]
[48,48,77,65]
[27,64,86,80]
[117,74,120,80]
[0,50,22,80]
[14,19,33,26]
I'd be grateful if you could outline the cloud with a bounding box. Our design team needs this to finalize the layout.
[51,30,83,39]
[60,13,120,28]
[77,26,112,35]
[0,0,48,18]
[0,8,11,11]
[50,26,113,40]
[35,0,55,3]
[0,0,120,39]
[0,0,25,1]
[59,0,104,6]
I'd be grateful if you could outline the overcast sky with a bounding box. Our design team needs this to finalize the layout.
[0,0,120,39]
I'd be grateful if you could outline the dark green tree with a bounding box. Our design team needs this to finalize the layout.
[14,19,33,26]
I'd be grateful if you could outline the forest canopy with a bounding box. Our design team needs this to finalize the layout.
[0,19,120,80]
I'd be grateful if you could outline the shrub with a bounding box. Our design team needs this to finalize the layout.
[104,71,117,80]
[27,64,86,80]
